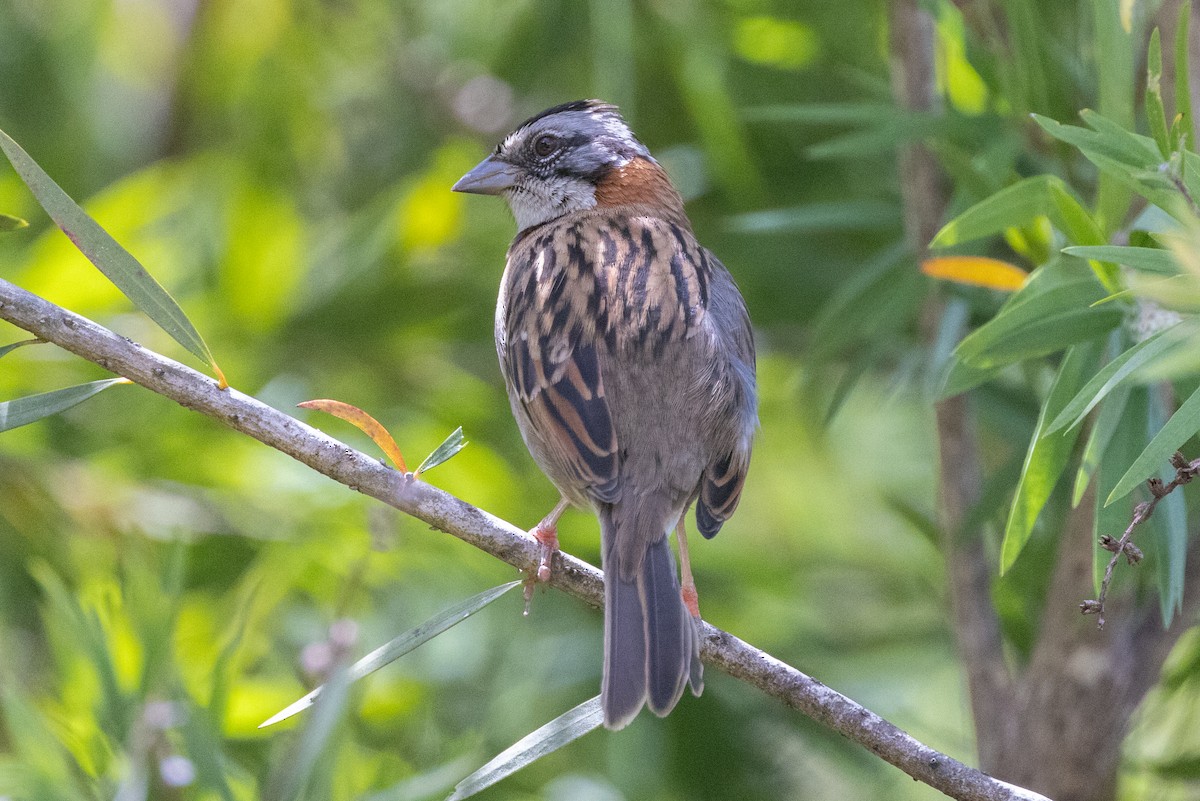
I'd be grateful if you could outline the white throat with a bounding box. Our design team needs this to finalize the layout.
[505,175,597,231]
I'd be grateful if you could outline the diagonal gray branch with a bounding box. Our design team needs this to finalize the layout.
[0,277,1049,801]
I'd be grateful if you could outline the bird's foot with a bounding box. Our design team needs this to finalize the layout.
[522,500,568,615]
[532,520,559,583]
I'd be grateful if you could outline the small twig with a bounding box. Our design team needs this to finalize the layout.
[1165,161,1200,219]
[1081,451,1200,627]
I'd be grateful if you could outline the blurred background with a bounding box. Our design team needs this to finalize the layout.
[0,0,1191,799]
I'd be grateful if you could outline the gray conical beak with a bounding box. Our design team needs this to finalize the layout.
[452,155,520,195]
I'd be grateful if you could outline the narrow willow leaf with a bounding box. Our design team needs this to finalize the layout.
[1106,382,1200,505]
[0,338,43,359]
[1045,326,1183,434]
[1062,245,1179,274]
[265,660,352,801]
[1034,114,1186,221]
[298,399,407,471]
[936,358,1005,400]
[1176,1,1194,150]
[1146,28,1172,158]
[0,213,27,231]
[416,426,467,476]
[1094,0,1136,242]
[447,696,604,801]
[0,128,216,367]
[1145,389,1187,625]
[261,581,520,728]
[1047,182,1121,291]
[0,378,130,433]
[954,282,1122,368]
[930,176,1053,248]
[1073,383,1131,506]
[1000,340,1102,573]
[1046,182,1105,246]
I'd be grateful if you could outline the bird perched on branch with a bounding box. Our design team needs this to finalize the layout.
[453,100,757,729]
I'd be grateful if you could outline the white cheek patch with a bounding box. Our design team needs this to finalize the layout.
[505,175,597,231]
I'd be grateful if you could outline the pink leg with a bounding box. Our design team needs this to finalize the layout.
[523,497,570,613]
[676,518,701,619]
[533,496,570,582]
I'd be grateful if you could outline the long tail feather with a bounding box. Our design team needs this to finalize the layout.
[600,506,699,729]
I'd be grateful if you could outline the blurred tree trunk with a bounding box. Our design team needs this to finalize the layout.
[888,2,1200,800]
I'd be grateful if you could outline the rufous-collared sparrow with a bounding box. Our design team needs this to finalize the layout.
[453,100,757,730]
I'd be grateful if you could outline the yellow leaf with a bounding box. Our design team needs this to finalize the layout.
[921,256,1028,291]
[298,399,407,471]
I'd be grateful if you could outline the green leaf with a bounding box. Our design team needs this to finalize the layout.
[1034,114,1191,223]
[954,267,1122,368]
[1062,245,1179,274]
[1000,340,1102,573]
[1106,382,1200,505]
[0,127,216,366]
[264,656,352,801]
[726,200,899,234]
[1146,28,1172,159]
[0,378,129,433]
[1045,183,1103,247]
[0,213,27,231]
[260,581,519,728]
[415,426,468,476]
[1144,389,1187,625]
[1094,385,1151,590]
[1045,326,1184,434]
[447,695,604,801]
[1176,0,1194,150]
[1073,383,1131,506]
[0,338,43,359]
[930,176,1054,248]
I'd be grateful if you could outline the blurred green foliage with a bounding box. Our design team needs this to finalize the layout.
[2,0,1200,799]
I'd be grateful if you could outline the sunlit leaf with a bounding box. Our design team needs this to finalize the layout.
[733,16,819,70]
[921,256,1027,291]
[416,426,467,476]
[0,338,43,358]
[298,399,407,471]
[0,213,28,231]
[1106,383,1200,505]
[1000,340,1101,573]
[447,695,604,801]
[1045,326,1184,435]
[930,176,1054,248]
[261,581,520,729]
[1062,245,1179,274]
[0,378,131,433]
[0,127,219,371]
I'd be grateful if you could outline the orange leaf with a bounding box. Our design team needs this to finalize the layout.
[920,256,1028,291]
[298,399,407,471]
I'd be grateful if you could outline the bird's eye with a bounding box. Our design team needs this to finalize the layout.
[533,134,559,158]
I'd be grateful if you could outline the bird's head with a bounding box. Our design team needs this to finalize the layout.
[453,100,686,231]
